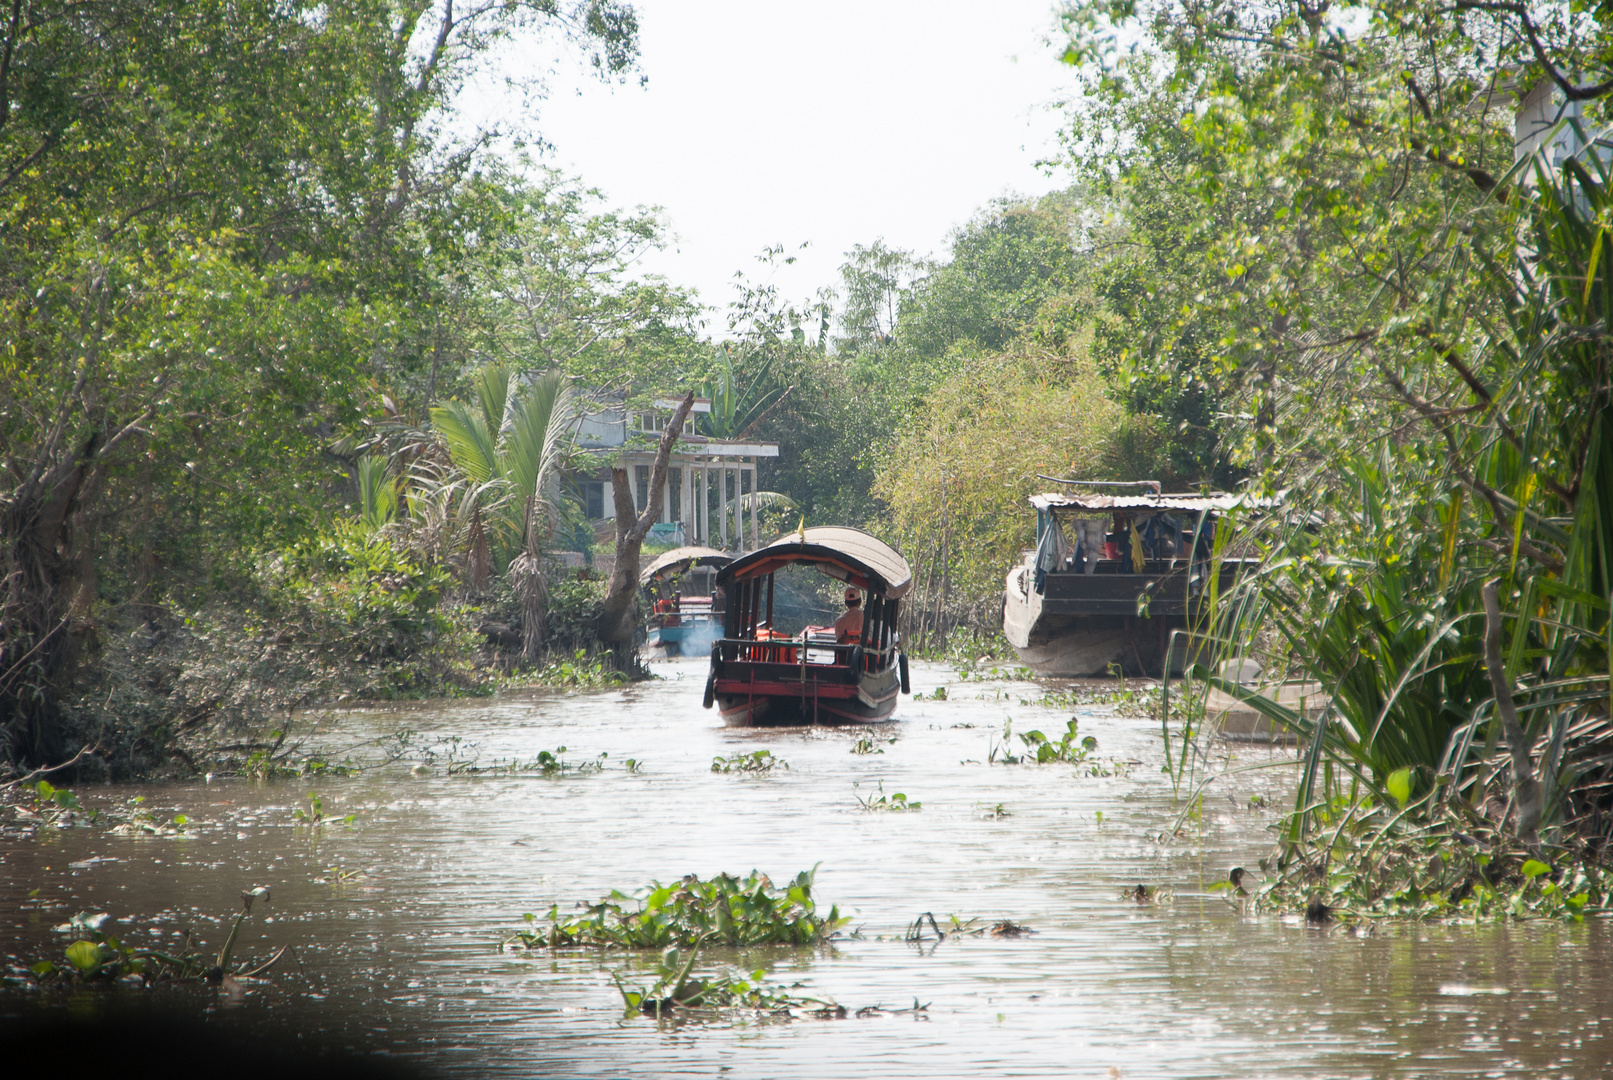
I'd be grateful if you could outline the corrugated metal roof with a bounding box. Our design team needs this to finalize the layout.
[718,526,913,599]
[1028,492,1272,513]
[638,546,732,585]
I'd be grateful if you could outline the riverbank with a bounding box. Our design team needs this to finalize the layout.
[42,569,627,783]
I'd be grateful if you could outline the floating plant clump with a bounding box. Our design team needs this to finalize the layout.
[506,866,845,949]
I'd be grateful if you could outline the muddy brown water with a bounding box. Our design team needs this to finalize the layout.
[2,659,1610,1078]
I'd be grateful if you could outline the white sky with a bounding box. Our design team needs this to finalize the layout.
[490,1,1076,330]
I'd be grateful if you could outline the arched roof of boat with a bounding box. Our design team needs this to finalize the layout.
[716,526,912,599]
[638,546,732,585]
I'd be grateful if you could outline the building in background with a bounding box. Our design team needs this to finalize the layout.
[574,394,779,553]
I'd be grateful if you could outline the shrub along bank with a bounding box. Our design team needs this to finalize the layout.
[55,527,616,780]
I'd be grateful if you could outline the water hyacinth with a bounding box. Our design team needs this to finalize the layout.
[1222,802,1613,922]
[612,942,844,1020]
[508,867,845,949]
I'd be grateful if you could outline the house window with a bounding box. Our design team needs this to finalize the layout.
[634,412,694,435]
[668,468,682,521]
[583,482,604,519]
[635,465,650,512]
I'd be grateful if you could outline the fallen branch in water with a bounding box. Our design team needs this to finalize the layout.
[1,744,97,789]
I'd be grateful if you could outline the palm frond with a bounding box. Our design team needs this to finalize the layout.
[430,401,499,486]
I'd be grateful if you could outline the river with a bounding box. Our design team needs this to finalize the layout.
[2,659,1608,1078]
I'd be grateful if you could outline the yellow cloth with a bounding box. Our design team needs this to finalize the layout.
[1130,524,1147,571]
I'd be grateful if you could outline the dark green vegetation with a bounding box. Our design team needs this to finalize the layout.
[611,941,849,1021]
[1053,0,1613,913]
[0,0,657,776]
[507,868,845,949]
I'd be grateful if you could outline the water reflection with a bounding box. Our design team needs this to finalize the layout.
[2,659,1609,1078]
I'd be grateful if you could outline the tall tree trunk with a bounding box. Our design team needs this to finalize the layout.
[597,393,696,668]
[512,495,548,664]
[1,433,100,769]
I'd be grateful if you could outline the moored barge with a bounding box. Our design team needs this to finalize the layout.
[1002,487,1256,676]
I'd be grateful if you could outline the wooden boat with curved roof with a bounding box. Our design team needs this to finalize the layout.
[702,526,912,725]
[639,546,732,657]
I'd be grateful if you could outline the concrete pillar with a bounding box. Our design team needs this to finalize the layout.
[680,465,690,531]
[749,464,759,548]
[718,465,728,549]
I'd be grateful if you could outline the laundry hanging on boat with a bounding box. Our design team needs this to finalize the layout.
[1139,513,1183,559]
[1033,515,1068,593]
[1074,518,1105,574]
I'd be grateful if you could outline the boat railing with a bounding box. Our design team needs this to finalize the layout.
[715,634,895,674]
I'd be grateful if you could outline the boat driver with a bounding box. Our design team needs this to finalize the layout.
[834,586,864,644]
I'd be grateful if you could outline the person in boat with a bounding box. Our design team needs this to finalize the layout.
[834,586,864,643]
[652,586,679,625]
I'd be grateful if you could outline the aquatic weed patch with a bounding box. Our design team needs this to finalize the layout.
[852,780,920,811]
[989,718,1096,765]
[613,942,845,1020]
[711,749,787,774]
[406,734,630,776]
[520,649,628,689]
[506,867,846,949]
[4,781,192,838]
[1025,679,1160,717]
[984,717,1136,776]
[18,887,286,989]
[1240,804,1613,922]
[292,791,355,828]
[849,734,896,755]
[612,941,931,1024]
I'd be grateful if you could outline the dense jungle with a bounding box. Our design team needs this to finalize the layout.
[5,1,1613,1076]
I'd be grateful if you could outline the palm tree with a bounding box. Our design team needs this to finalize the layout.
[419,364,579,661]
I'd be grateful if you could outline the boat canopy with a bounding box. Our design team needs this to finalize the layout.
[716,526,913,599]
[638,545,732,586]
[1028,491,1274,514]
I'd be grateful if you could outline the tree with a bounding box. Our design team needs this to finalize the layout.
[890,195,1085,390]
[464,168,705,394]
[0,0,639,769]
[597,393,696,665]
[421,364,579,660]
[834,240,927,357]
[874,341,1160,645]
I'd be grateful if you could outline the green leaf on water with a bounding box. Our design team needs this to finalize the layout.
[1386,767,1412,807]
[1521,859,1552,880]
[64,940,101,972]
